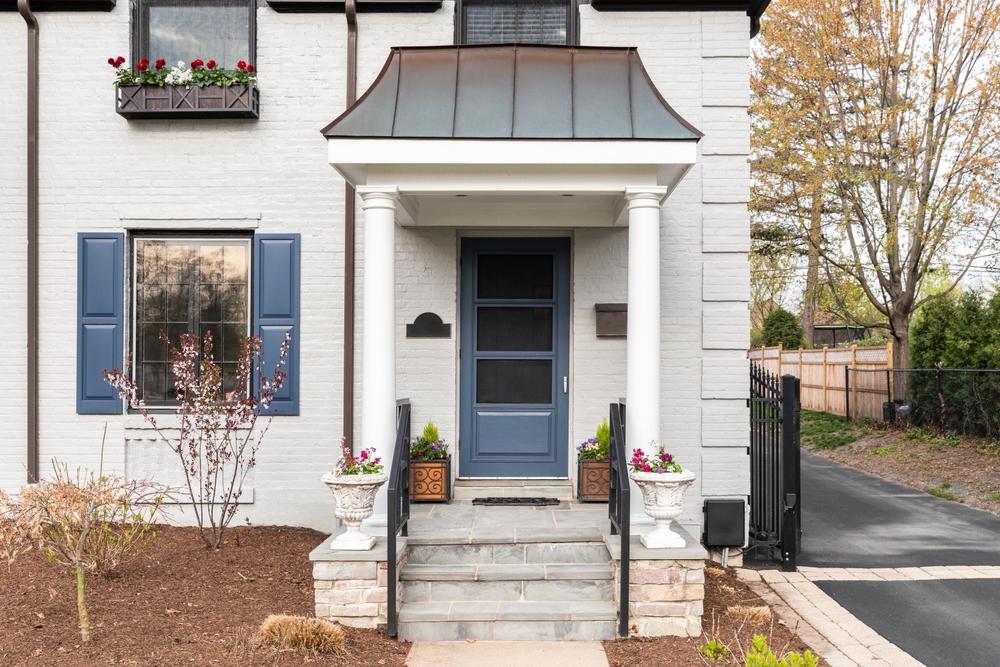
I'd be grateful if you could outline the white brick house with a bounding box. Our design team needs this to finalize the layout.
[2,0,761,640]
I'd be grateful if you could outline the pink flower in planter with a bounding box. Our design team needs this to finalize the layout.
[206,60,216,69]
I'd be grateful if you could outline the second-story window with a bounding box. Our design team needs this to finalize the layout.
[461,0,575,45]
[135,0,255,70]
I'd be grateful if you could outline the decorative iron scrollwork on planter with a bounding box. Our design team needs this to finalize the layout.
[577,458,610,502]
[116,83,259,120]
[409,458,451,502]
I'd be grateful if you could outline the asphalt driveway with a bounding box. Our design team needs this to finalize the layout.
[800,452,1000,666]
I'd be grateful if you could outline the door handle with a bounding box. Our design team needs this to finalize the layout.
[563,376,568,393]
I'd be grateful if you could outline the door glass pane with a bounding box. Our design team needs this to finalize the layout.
[477,254,554,299]
[465,0,568,45]
[477,307,552,351]
[148,1,250,71]
[476,359,552,403]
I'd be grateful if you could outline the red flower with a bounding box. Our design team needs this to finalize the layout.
[360,450,368,459]
[114,55,125,67]
[137,61,147,72]
[237,60,247,70]
[191,59,204,68]
[246,64,255,73]
[107,57,117,67]
[206,60,216,69]
[155,58,166,70]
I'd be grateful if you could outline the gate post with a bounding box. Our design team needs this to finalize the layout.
[780,374,801,572]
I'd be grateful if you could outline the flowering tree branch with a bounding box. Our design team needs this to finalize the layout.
[104,329,290,549]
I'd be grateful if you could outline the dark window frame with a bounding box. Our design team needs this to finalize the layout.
[455,0,580,45]
[129,232,254,409]
[130,0,257,71]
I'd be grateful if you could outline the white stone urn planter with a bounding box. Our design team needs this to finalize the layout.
[321,472,388,551]
[630,469,697,549]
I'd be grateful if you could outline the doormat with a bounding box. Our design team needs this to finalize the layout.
[472,497,560,506]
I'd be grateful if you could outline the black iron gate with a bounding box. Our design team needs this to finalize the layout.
[749,362,801,571]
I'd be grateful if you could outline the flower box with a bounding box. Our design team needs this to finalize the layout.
[116,83,259,120]
[577,458,610,502]
[409,457,451,502]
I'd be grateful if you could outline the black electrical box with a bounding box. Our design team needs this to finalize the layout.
[703,499,745,547]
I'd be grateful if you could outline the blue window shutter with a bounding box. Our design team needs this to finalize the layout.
[77,233,124,415]
[254,234,300,416]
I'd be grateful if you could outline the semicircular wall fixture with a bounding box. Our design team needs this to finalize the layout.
[406,312,451,338]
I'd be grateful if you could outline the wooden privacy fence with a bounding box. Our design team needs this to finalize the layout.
[748,343,891,417]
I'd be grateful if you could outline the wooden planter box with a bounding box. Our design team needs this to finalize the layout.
[116,83,260,120]
[409,458,451,502]
[578,458,610,502]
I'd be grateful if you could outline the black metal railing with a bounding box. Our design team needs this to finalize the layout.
[749,363,800,572]
[387,399,411,638]
[608,399,629,637]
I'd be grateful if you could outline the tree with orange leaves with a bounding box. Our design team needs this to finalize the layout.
[752,0,1000,369]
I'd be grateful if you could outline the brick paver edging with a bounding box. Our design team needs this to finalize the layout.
[737,568,928,667]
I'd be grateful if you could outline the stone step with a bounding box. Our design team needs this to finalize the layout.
[452,480,574,500]
[400,563,615,582]
[406,525,605,546]
[406,541,611,566]
[397,601,618,641]
[402,577,615,603]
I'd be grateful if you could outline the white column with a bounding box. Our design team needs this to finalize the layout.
[625,187,668,527]
[357,186,399,531]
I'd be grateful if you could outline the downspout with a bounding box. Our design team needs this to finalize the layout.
[18,0,39,484]
[343,0,358,450]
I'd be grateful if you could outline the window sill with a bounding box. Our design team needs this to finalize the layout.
[116,83,260,120]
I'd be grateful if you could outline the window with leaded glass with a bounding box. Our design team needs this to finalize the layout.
[132,237,251,406]
[461,0,575,45]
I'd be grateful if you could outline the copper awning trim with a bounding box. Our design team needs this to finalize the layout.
[322,44,702,141]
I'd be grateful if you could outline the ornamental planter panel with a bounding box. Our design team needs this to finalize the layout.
[116,83,259,119]
[577,458,610,502]
[409,458,451,502]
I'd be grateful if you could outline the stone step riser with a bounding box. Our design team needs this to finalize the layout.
[406,543,611,566]
[402,579,614,603]
[398,620,617,642]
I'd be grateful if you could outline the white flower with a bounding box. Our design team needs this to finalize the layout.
[164,64,193,85]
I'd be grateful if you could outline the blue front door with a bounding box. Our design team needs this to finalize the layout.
[459,238,570,478]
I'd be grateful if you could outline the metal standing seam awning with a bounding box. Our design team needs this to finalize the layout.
[323,44,703,226]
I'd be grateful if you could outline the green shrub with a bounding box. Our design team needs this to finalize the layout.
[700,639,730,661]
[745,634,818,667]
[762,308,804,348]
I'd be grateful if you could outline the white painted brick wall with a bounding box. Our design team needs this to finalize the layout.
[572,228,628,466]
[1,3,750,529]
[0,14,29,491]
[581,8,751,518]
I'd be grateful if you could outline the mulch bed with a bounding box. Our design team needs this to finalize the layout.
[808,427,1000,517]
[0,525,410,667]
[603,564,830,666]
